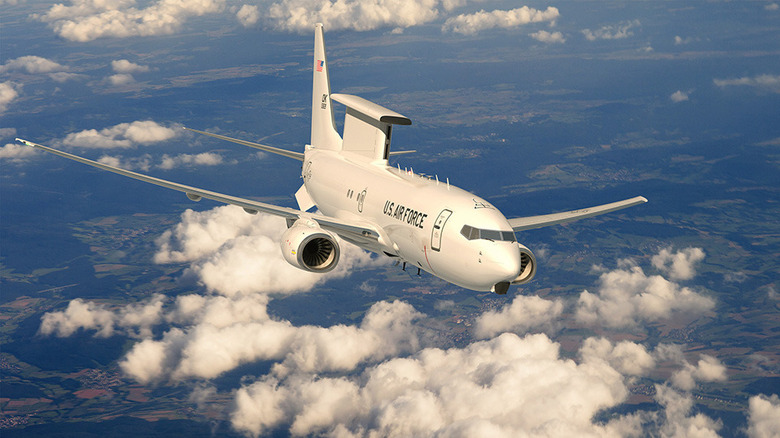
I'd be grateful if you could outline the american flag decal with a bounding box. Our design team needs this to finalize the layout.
[316,60,324,72]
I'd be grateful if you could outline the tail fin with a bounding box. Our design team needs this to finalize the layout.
[311,23,342,151]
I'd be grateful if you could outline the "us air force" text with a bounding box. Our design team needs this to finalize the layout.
[383,200,428,229]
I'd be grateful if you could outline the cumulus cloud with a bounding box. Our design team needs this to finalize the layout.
[442,6,559,35]
[62,120,178,149]
[670,354,727,390]
[0,142,38,162]
[473,294,564,339]
[530,29,565,43]
[671,90,690,103]
[119,297,423,383]
[39,294,167,338]
[97,154,153,171]
[653,384,722,437]
[158,152,225,169]
[653,344,727,390]
[236,4,260,27]
[582,19,641,41]
[714,74,780,93]
[106,59,150,85]
[231,332,642,437]
[576,248,715,328]
[651,247,705,280]
[765,3,779,11]
[0,81,20,112]
[35,0,226,42]
[0,55,66,74]
[580,337,655,376]
[747,394,780,438]
[111,59,150,74]
[265,0,460,32]
[153,206,384,295]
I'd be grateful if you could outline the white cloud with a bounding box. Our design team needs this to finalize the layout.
[266,0,445,32]
[576,248,715,328]
[39,294,167,338]
[108,73,135,85]
[231,332,645,437]
[473,294,564,339]
[671,90,690,103]
[765,3,779,11]
[0,142,38,162]
[442,6,560,35]
[111,59,150,74]
[530,29,565,44]
[35,0,226,42]
[119,297,423,383]
[62,120,178,149]
[580,337,655,376]
[236,4,260,27]
[714,74,780,93]
[747,394,780,438]
[582,20,641,41]
[97,154,153,171]
[653,384,722,437]
[651,247,705,280]
[670,354,727,390]
[0,81,21,113]
[158,152,225,169]
[153,206,385,296]
[0,55,66,74]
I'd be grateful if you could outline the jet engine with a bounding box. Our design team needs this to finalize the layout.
[280,220,340,273]
[511,243,537,285]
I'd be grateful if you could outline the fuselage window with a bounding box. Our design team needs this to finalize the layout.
[460,225,516,242]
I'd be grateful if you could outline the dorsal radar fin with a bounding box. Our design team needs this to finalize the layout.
[330,93,411,162]
[311,23,342,151]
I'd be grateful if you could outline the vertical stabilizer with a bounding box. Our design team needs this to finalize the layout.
[311,23,342,150]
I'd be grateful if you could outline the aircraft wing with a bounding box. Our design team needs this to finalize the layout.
[16,138,380,240]
[184,127,304,161]
[508,196,647,232]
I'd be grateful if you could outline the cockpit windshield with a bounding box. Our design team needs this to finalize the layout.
[460,225,516,242]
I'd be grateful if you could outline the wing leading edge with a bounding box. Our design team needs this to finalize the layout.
[508,196,648,232]
[16,138,379,241]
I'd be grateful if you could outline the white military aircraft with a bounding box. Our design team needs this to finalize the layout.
[18,24,646,294]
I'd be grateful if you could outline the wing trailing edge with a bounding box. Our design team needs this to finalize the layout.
[184,127,303,161]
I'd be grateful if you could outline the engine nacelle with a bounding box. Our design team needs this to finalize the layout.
[280,220,340,273]
[511,243,537,285]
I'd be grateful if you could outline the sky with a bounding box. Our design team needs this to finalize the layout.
[2,0,780,437]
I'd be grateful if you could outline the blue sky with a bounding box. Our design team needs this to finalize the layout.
[2,1,780,436]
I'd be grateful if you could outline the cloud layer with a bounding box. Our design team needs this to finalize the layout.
[35,0,226,42]
[37,210,761,437]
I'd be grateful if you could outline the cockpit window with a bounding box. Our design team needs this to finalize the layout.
[461,225,516,242]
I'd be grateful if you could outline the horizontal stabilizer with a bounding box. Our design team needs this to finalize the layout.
[185,127,303,161]
[508,196,648,232]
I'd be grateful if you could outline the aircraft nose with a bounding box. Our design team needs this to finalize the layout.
[484,243,536,293]
[486,244,523,281]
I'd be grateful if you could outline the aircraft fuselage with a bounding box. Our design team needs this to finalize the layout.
[304,149,534,292]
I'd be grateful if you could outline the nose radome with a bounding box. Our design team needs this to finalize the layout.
[487,244,523,281]
[486,243,537,294]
